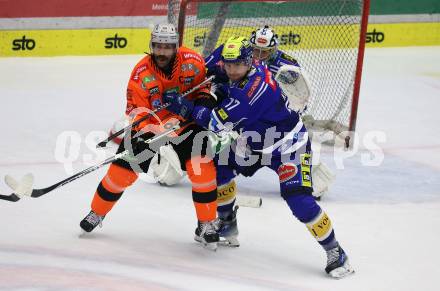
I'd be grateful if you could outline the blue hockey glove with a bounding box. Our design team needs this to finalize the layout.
[163,92,194,119]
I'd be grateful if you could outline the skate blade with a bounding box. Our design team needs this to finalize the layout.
[194,235,218,251]
[203,242,218,251]
[219,236,240,247]
[194,235,202,243]
[328,260,355,279]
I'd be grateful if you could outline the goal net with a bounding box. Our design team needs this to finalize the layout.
[170,0,370,147]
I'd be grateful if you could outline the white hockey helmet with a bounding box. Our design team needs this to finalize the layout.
[249,25,279,61]
[150,23,179,49]
[150,145,185,186]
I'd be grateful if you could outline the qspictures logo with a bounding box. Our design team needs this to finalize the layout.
[366,29,385,43]
[12,35,36,51]
[105,34,128,49]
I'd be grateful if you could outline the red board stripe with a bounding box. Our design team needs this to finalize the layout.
[0,0,169,18]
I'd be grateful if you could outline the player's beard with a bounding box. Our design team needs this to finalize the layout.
[154,54,172,69]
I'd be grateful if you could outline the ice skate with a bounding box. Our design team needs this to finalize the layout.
[325,245,354,279]
[79,210,105,235]
[217,205,240,247]
[194,220,219,251]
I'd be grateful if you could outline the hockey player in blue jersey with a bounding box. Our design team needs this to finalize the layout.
[205,25,299,85]
[165,36,353,278]
[250,25,335,197]
[250,25,300,72]
[205,25,308,115]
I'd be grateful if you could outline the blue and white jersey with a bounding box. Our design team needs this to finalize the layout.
[205,44,229,85]
[205,46,300,88]
[264,49,301,76]
[210,63,306,154]
[205,44,223,69]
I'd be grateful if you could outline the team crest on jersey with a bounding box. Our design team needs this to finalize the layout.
[278,163,298,183]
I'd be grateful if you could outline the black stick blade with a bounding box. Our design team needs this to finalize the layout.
[96,141,108,148]
[0,193,21,202]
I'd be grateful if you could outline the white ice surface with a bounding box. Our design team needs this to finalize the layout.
[0,46,439,291]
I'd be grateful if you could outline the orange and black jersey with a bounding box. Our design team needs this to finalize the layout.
[126,47,210,135]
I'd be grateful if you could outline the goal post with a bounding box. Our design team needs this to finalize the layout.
[172,0,370,147]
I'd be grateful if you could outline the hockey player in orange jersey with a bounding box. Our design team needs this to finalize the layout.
[80,24,220,249]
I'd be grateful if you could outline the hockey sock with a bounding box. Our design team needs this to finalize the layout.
[91,164,138,216]
[284,193,337,250]
[306,210,338,250]
[186,156,217,222]
[217,179,237,218]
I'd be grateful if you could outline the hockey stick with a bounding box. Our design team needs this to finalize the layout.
[97,103,171,148]
[144,124,263,209]
[96,76,214,148]
[0,152,264,207]
[144,120,192,144]
[0,150,130,202]
[235,195,262,208]
[1,133,264,208]
[0,118,196,202]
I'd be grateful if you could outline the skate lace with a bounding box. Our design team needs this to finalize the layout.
[326,247,340,266]
[213,218,221,230]
[85,212,104,228]
[199,221,216,236]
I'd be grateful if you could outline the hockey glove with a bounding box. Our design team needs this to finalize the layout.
[120,130,153,162]
[192,92,218,128]
[275,65,311,114]
[163,92,194,119]
[208,131,239,154]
